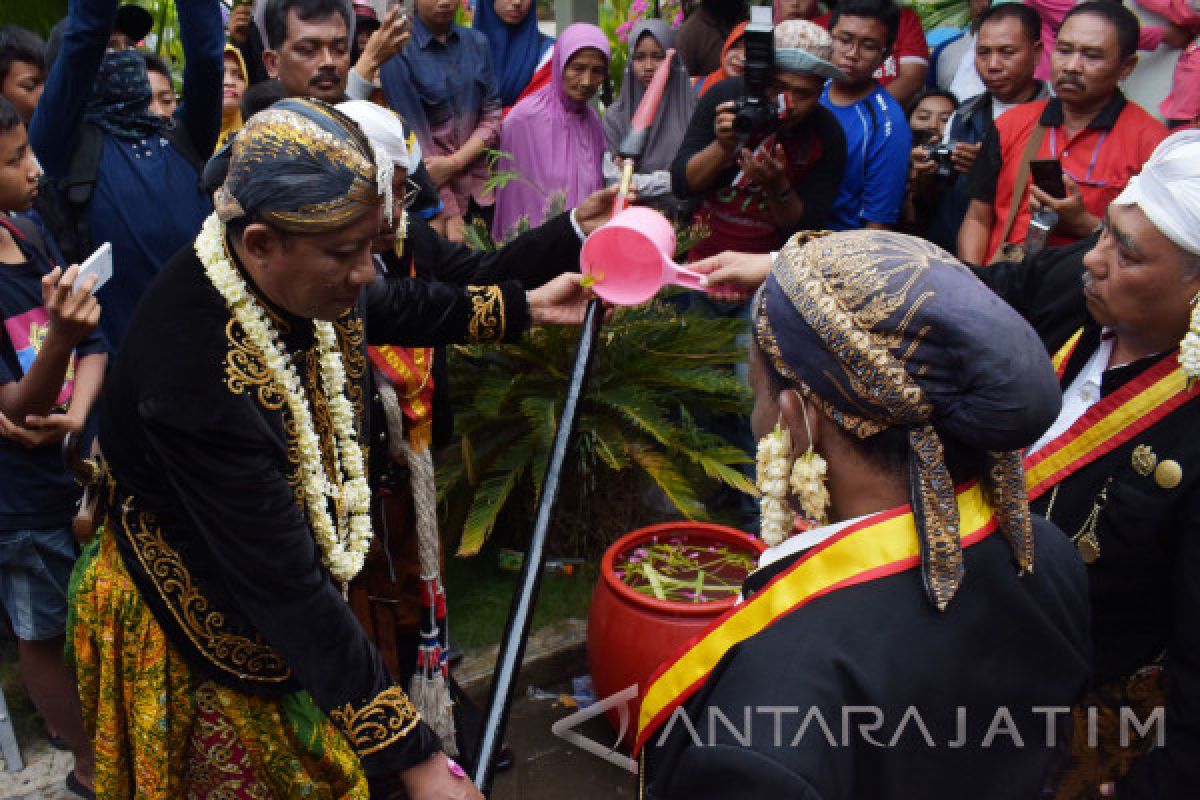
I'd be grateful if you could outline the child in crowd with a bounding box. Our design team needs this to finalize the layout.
[0,96,105,800]
[0,25,45,127]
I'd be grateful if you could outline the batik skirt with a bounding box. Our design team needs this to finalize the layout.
[68,532,370,799]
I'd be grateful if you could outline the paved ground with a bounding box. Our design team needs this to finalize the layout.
[489,684,639,800]
[0,738,74,800]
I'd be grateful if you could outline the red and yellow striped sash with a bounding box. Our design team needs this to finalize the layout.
[369,344,435,451]
[1025,330,1194,501]
[634,486,997,753]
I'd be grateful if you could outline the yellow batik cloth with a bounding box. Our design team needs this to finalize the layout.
[69,532,370,799]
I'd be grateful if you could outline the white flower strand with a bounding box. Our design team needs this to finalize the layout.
[195,213,373,584]
[756,422,797,547]
[1181,292,1200,384]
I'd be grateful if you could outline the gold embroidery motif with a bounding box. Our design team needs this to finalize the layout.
[334,312,367,420]
[114,502,292,683]
[761,232,941,438]
[467,285,506,343]
[329,686,422,756]
[223,319,285,411]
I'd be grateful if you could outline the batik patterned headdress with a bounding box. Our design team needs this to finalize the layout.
[214,98,382,233]
[754,231,1062,610]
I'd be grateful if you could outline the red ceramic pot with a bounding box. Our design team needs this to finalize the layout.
[586,522,766,750]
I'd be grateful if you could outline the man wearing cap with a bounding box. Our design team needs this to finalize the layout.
[671,19,846,261]
[638,231,1091,799]
[68,99,600,798]
[968,128,1200,798]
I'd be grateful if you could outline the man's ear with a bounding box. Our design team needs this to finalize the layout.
[262,48,280,79]
[779,388,819,454]
[239,222,281,270]
[1118,52,1138,82]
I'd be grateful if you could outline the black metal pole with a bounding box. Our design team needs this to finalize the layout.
[472,298,606,794]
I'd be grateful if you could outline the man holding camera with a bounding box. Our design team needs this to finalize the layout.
[670,19,846,261]
[819,0,911,231]
[957,1,1165,265]
[921,3,1048,253]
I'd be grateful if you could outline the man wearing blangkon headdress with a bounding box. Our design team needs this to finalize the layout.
[68,98,602,799]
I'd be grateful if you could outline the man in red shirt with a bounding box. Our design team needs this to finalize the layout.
[958,1,1166,265]
[815,5,929,105]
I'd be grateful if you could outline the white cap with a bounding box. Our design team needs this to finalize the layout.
[1114,128,1200,256]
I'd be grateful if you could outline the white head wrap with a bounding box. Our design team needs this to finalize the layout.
[336,100,423,174]
[1114,128,1200,256]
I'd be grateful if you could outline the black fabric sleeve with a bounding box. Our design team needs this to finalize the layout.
[364,277,530,346]
[670,78,741,198]
[793,109,847,232]
[411,210,582,290]
[965,125,1003,204]
[137,391,441,780]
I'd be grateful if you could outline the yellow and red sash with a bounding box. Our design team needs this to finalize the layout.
[634,485,998,753]
[1024,330,1196,501]
[369,344,435,451]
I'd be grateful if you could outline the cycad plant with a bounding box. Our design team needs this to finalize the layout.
[438,296,755,557]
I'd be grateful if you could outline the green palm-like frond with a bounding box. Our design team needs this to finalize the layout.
[457,444,535,556]
[440,287,755,555]
[629,447,707,520]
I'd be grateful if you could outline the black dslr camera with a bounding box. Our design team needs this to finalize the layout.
[732,8,777,142]
[914,129,954,179]
[926,142,954,178]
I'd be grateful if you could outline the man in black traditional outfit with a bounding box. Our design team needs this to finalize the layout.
[640,231,1092,799]
[68,98,603,798]
[972,127,1200,799]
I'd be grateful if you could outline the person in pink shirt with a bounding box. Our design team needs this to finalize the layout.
[1135,0,1200,124]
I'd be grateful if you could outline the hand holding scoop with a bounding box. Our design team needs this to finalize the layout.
[580,207,708,306]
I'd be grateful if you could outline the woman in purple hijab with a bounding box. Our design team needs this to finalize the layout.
[492,23,611,240]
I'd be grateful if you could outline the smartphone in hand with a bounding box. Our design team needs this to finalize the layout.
[1030,159,1067,200]
[72,242,113,294]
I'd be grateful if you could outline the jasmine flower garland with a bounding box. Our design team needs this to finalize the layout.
[195,212,373,585]
[1182,291,1200,386]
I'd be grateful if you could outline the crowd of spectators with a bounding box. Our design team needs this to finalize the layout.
[0,0,1198,796]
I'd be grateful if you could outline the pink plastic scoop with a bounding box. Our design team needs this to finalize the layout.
[579,207,707,306]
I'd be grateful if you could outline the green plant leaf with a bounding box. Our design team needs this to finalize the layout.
[629,447,707,520]
[457,445,534,556]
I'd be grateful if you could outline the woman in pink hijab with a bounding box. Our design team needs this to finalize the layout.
[492,23,611,240]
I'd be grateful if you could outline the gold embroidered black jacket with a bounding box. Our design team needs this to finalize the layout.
[95,237,547,782]
[980,240,1200,798]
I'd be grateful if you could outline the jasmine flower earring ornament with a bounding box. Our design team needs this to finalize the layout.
[755,395,831,547]
[1182,290,1200,387]
[756,420,796,547]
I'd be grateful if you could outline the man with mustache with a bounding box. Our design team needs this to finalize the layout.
[688,128,1200,799]
[923,3,1048,253]
[260,0,444,218]
[957,1,1166,266]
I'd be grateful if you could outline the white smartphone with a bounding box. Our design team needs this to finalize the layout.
[73,242,113,293]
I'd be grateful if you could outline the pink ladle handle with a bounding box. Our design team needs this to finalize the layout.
[667,262,708,292]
